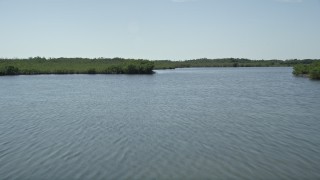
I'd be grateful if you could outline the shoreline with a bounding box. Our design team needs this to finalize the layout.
[1,57,319,76]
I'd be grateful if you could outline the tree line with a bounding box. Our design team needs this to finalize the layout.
[1,57,319,76]
[0,57,154,75]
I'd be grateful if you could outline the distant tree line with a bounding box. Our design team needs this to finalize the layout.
[1,57,319,76]
[153,58,319,69]
[0,57,154,75]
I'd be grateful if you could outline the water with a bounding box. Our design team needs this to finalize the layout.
[0,67,320,179]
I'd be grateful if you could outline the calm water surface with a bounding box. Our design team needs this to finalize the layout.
[0,67,320,179]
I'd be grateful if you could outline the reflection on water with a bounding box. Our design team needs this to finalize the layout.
[0,67,320,179]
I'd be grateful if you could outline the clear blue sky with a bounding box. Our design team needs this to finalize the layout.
[0,0,319,60]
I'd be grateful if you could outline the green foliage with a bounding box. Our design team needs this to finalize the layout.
[0,66,20,75]
[153,58,319,69]
[293,64,310,75]
[310,66,320,80]
[0,58,154,75]
[124,60,154,74]
[1,57,319,77]
[105,65,123,74]
[87,68,96,74]
[293,62,320,80]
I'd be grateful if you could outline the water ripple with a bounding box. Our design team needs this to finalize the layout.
[0,69,320,179]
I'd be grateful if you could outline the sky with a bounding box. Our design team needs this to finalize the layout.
[0,0,319,60]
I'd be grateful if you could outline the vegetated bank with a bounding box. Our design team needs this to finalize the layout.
[1,57,319,76]
[153,58,319,69]
[293,61,320,80]
[0,57,154,75]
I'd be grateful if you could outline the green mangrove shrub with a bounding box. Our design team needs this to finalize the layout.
[310,67,320,80]
[293,62,320,80]
[87,68,96,74]
[0,66,20,75]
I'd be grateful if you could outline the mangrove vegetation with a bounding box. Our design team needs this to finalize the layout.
[0,57,319,76]
[293,61,320,80]
[0,57,154,75]
[153,58,318,69]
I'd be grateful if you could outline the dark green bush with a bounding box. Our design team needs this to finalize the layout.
[105,65,124,74]
[87,68,96,74]
[293,64,310,75]
[125,64,138,74]
[310,67,320,80]
[0,66,20,75]
[293,62,320,80]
